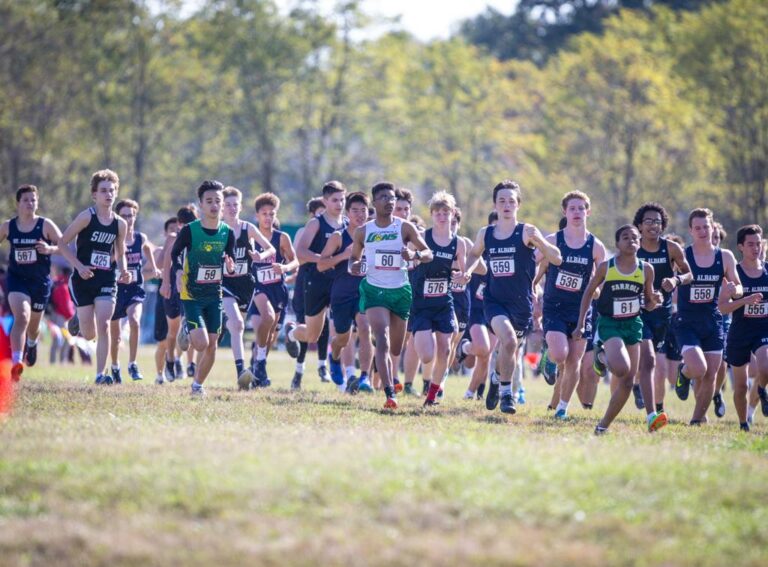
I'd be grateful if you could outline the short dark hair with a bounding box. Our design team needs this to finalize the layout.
[307,197,325,215]
[255,193,280,212]
[90,169,119,193]
[16,185,38,202]
[633,202,669,231]
[559,216,567,230]
[164,217,178,232]
[713,221,727,243]
[176,205,198,225]
[115,199,139,215]
[222,186,242,200]
[322,180,346,197]
[737,224,762,246]
[492,180,521,204]
[487,211,498,225]
[688,207,713,228]
[615,224,638,243]
[454,207,462,224]
[395,188,413,205]
[371,181,396,200]
[197,180,224,201]
[346,191,369,210]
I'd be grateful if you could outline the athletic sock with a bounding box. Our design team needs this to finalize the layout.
[26,337,38,347]
[500,382,512,397]
[11,351,22,364]
[655,402,664,413]
[426,382,441,402]
[256,346,267,361]
[318,359,327,368]
[747,405,757,421]
[556,400,568,412]
[112,364,120,372]
[235,359,244,374]
[384,386,395,399]
[295,362,305,373]
[297,341,308,364]
[346,366,356,379]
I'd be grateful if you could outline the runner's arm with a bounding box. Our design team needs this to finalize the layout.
[462,227,487,279]
[665,240,693,290]
[574,261,607,338]
[317,232,344,272]
[278,233,299,274]
[294,218,321,264]
[58,211,94,276]
[402,221,433,263]
[247,222,276,262]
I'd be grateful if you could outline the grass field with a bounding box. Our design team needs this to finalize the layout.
[2,344,767,566]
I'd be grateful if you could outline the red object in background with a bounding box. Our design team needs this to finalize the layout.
[0,322,12,415]
[524,352,540,369]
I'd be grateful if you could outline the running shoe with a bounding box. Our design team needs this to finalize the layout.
[190,384,206,398]
[423,398,439,408]
[594,425,608,436]
[421,380,430,396]
[165,360,176,382]
[290,371,303,391]
[675,363,691,401]
[67,315,80,337]
[252,360,270,388]
[11,362,23,382]
[592,343,607,378]
[517,386,526,405]
[758,386,768,417]
[111,367,122,385]
[485,374,499,411]
[554,408,569,421]
[539,346,558,385]
[463,390,474,400]
[346,376,360,394]
[284,323,300,359]
[24,342,38,367]
[175,359,183,380]
[358,378,373,393]
[328,355,344,386]
[456,338,470,364]
[95,373,113,385]
[177,320,190,351]
[394,378,404,394]
[740,422,750,432]
[403,383,419,396]
[383,397,398,410]
[499,392,516,415]
[318,364,330,383]
[155,374,165,385]
[647,410,669,433]
[476,382,485,400]
[632,384,645,410]
[713,392,726,418]
[128,363,143,381]
[436,384,443,399]
[187,362,196,379]
[238,367,255,390]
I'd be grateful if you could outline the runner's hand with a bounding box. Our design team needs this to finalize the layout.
[117,270,132,285]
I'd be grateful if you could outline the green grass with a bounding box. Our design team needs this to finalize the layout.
[1,345,767,566]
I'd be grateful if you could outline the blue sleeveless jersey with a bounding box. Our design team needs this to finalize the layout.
[543,230,594,316]
[677,246,724,320]
[306,215,347,281]
[638,237,674,310]
[331,229,365,302]
[483,223,535,315]
[76,207,118,272]
[730,263,768,336]
[8,217,51,281]
[252,230,285,293]
[412,229,457,309]
[122,232,145,287]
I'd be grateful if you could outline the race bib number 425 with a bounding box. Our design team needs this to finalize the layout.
[196,265,222,284]
[690,285,715,303]
[14,248,37,265]
[489,256,514,277]
[90,251,111,270]
[375,250,401,271]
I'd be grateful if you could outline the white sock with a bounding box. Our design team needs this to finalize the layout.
[747,405,757,421]
[11,351,22,364]
[557,400,569,412]
[461,341,471,356]
[647,410,656,419]
[295,362,305,373]
[747,377,754,389]
[337,379,347,393]
[318,359,326,368]
[256,346,267,361]
[128,360,136,367]
[346,366,356,378]
[464,389,474,399]
[26,337,37,347]
[112,364,120,371]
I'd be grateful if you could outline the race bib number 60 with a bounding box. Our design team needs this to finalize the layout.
[375,250,401,271]
[196,265,222,284]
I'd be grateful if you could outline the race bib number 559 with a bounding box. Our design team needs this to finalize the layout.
[489,256,514,277]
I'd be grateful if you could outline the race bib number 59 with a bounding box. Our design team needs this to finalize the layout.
[196,265,222,284]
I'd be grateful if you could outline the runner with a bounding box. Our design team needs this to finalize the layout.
[633,202,692,418]
[574,224,665,434]
[152,216,178,384]
[719,225,768,431]
[462,180,562,415]
[0,185,62,380]
[318,191,372,392]
[57,170,132,385]
[109,199,161,383]
[674,208,741,425]
[410,191,466,406]
[221,186,275,389]
[349,182,433,410]
[167,180,237,397]
[250,193,298,388]
[711,221,731,418]
[541,191,606,420]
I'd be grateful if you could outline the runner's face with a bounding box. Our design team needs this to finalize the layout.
[711,229,721,247]
[494,189,518,219]
[618,227,640,254]
[93,181,117,208]
[324,192,345,217]
[165,222,179,236]
[690,216,713,244]
[394,200,411,220]
[17,191,38,215]
[640,210,663,239]
[346,203,368,228]
[431,206,453,228]
[374,189,396,215]
[257,205,277,230]
[117,206,136,230]
[564,198,588,228]
[451,217,459,234]
[739,234,762,262]
[200,190,223,220]
[223,196,241,220]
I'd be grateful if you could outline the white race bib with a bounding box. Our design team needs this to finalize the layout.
[489,256,515,277]
[14,248,37,265]
[690,285,715,303]
[90,251,111,270]
[256,266,280,284]
[375,250,401,271]
[475,282,485,300]
[196,265,222,284]
[451,280,467,293]
[745,302,768,318]
[348,258,367,276]
[227,262,248,277]
[613,298,640,318]
[555,270,583,292]
[423,279,449,297]
[127,268,139,282]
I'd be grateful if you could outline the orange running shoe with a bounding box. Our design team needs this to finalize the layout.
[648,410,669,433]
[11,363,23,383]
[394,379,403,394]
[383,397,398,410]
